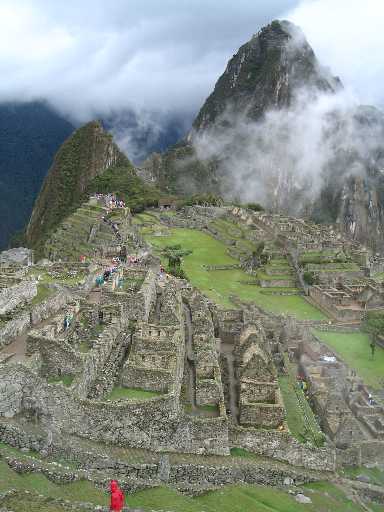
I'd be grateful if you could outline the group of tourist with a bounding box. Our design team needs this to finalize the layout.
[101,215,122,242]
[297,375,308,393]
[106,194,125,210]
[63,312,74,330]
[92,193,126,210]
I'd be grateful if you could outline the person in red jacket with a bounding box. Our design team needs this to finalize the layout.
[110,480,124,511]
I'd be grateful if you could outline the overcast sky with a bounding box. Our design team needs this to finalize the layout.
[0,0,383,123]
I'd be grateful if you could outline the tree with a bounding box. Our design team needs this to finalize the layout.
[161,244,192,278]
[362,311,384,360]
[246,202,264,212]
[303,271,318,286]
[242,241,269,273]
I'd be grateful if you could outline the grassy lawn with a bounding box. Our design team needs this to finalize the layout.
[77,341,91,353]
[0,458,105,506]
[340,466,384,487]
[312,330,384,389]
[47,375,74,387]
[128,483,369,512]
[0,450,378,512]
[146,227,325,320]
[373,271,384,283]
[105,386,162,401]
[30,284,55,305]
[278,375,324,446]
[28,270,86,286]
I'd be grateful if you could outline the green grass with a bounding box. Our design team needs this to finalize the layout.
[135,212,161,223]
[127,483,369,512]
[30,284,55,305]
[278,375,324,445]
[0,451,377,512]
[0,458,105,505]
[146,227,325,319]
[28,270,86,286]
[105,386,162,401]
[341,466,384,487]
[47,375,74,387]
[312,330,384,389]
[373,271,384,282]
[230,447,260,459]
[257,271,294,281]
[77,341,91,353]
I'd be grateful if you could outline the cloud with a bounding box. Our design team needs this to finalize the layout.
[0,0,298,122]
[286,0,384,108]
[2,0,383,164]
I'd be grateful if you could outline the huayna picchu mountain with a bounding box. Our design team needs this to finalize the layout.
[140,19,384,251]
[26,121,159,253]
[140,20,342,193]
[192,19,341,133]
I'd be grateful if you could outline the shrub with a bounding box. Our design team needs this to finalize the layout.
[303,271,317,285]
[246,202,265,212]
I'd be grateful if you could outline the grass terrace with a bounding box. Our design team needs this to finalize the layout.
[47,375,74,387]
[313,329,384,389]
[30,284,55,305]
[0,441,379,512]
[299,250,347,264]
[127,483,372,512]
[278,373,324,446]
[146,226,325,320]
[27,269,86,287]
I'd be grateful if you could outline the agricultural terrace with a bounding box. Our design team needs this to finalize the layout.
[145,225,326,320]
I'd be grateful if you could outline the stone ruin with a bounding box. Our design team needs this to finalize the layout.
[0,201,383,498]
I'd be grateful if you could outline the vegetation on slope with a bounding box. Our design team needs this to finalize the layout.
[26,121,162,255]
[26,121,127,250]
[145,226,325,319]
[0,451,374,512]
[87,164,160,212]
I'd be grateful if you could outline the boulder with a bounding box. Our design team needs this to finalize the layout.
[295,493,312,504]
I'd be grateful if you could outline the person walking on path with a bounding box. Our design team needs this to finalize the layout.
[110,480,124,511]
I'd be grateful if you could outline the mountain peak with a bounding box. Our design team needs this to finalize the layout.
[192,19,341,133]
[26,121,128,250]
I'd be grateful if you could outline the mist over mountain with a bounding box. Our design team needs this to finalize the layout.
[103,110,192,164]
[0,101,188,248]
[141,20,384,250]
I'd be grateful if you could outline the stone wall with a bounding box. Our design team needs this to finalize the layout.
[74,319,129,399]
[0,289,71,348]
[0,280,37,315]
[0,363,230,455]
[230,426,336,471]
[27,329,84,378]
[187,291,226,411]
[239,399,285,428]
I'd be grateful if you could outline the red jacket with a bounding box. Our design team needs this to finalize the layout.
[110,480,124,511]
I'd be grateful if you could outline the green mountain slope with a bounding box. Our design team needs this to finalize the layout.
[26,120,160,254]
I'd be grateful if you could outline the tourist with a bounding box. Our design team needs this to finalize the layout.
[110,479,124,511]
